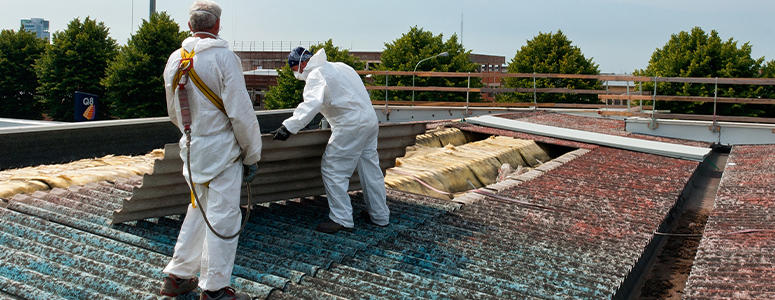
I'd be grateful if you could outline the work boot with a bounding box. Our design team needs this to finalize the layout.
[160,275,198,297]
[315,219,354,233]
[200,287,251,300]
[360,210,389,227]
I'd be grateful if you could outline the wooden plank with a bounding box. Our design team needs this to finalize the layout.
[652,96,775,105]
[630,113,775,124]
[369,101,647,110]
[369,101,551,107]
[356,70,775,85]
[655,113,775,123]
[481,87,607,95]
[598,94,775,105]
[598,95,654,101]
[365,86,481,92]
[599,111,634,117]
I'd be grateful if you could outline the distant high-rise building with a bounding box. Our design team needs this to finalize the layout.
[21,18,50,41]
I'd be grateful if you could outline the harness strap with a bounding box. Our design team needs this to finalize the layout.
[175,48,226,114]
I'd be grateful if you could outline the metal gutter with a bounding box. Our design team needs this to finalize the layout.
[626,117,775,145]
[467,114,711,161]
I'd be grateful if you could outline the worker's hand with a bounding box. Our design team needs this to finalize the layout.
[243,163,258,183]
[272,125,291,141]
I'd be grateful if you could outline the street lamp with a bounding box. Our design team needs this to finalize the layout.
[412,52,449,101]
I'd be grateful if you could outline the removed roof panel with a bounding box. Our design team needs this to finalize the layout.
[467,114,710,161]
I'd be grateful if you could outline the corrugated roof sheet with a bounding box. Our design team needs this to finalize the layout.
[683,145,775,299]
[1,141,698,299]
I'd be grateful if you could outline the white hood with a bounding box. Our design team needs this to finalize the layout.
[297,48,327,81]
[181,36,229,53]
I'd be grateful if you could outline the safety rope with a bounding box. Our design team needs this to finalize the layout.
[176,50,251,240]
[186,133,252,240]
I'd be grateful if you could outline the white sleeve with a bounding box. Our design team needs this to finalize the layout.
[222,53,262,165]
[282,72,327,134]
[164,53,180,128]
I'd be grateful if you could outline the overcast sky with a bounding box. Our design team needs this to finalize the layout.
[3,0,774,74]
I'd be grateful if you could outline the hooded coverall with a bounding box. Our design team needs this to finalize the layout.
[283,49,389,228]
[162,36,262,291]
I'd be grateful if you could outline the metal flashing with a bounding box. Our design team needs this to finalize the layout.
[467,114,711,161]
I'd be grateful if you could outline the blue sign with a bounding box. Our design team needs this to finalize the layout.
[74,91,98,121]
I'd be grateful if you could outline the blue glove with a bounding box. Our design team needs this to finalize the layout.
[272,125,291,141]
[243,163,258,183]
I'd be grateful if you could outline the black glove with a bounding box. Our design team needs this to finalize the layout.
[272,125,291,141]
[243,163,258,183]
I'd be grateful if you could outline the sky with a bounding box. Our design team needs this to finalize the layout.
[3,0,774,74]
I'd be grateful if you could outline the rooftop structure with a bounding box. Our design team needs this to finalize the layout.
[20,18,49,41]
[0,109,772,299]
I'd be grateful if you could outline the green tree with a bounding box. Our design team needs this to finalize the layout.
[0,28,48,119]
[373,26,480,102]
[498,30,602,104]
[633,27,765,116]
[102,12,189,119]
[759,60,775,117]
[264,39,365,110]
[35,17,118,121]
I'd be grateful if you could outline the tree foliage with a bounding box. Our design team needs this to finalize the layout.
[102,12,189,119]
[373,26,481,102]
[35,17,118,121]
[633,27,765,116]
[0,28,48,119]
[498,30,601,104]
[264,39,364,110]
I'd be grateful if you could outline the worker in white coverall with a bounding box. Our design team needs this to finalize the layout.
[159,1,259,300]
[273,47,390,233]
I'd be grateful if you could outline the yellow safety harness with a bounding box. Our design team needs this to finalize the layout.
[174,48,226,115]
[174,47,252,240]
[175,48,225,209]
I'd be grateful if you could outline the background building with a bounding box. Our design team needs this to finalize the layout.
[21,18,49,41]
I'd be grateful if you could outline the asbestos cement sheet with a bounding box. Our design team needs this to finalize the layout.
[467,114,710,161]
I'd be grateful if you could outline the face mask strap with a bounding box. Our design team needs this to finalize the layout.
[193,31,219,39]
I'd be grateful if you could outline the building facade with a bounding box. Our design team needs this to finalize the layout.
[21,18,50,41]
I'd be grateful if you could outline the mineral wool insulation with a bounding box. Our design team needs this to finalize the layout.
[386,127,551,199]
[0,151,161,199]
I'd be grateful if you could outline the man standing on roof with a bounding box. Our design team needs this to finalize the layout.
[159,1,260,300]
[273,47,390,233]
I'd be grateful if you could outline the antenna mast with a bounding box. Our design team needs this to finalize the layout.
[460,12,464,45]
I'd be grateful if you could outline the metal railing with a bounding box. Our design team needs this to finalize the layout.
[232,41,322,52]
[356,70,775,124]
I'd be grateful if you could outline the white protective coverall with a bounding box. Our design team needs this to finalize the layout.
[162,36,262,291]
[283,49,389,228]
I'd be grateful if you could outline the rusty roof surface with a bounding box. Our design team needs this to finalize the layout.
[683,145,775,299]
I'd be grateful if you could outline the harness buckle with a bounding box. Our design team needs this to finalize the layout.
[178,57,193,72]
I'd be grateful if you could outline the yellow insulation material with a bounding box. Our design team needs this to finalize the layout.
[479,136,550,167]
[0,150,163,200]
[414,127,469,148]
[388,133,550,200]
[385,167,453,199]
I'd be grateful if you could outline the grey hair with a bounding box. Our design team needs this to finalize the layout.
[189,1,222,31]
